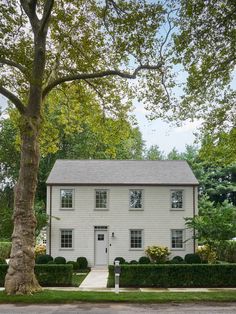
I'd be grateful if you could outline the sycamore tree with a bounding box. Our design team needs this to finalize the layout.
[0,0,177,294]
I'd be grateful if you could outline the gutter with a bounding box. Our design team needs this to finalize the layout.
[193,186,196,253]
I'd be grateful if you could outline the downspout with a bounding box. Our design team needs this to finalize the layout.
[193,186,196,253]
[49,185,52,256]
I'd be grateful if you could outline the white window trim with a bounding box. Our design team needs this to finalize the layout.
[170,189,184,211]
[129,189,144,211]
[129,229,144,251]
[60,188,75,210]
[59,228,74,250]
[170,229,185,251]
[94,189,109,211]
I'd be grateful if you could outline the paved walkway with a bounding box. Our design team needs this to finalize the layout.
[79,267,108,290]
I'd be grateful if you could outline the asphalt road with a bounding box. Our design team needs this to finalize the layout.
[0,303,236,314]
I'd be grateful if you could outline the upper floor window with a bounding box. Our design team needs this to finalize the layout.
[171,190,183,209]
[60,229,73,249]
[95,189,108,210]
[130,229,143,249]
[171,229,184,249]
[60,189,73,209]
[130,189,143,209]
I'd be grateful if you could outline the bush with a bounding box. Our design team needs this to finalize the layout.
[47,261,55,264]
[130,260,138,264]
[77,257,88,269]
[108,264,236,288]
[0,265,8,286]
[35,244,46,258]
[170,256,184,264]
[197,245,217,264]
[184,253,201,264]
[0,264,73,287]
[114,257,126,264]
[67,261,79,271]
[36,254,53,264]
[216,241,236,263]
[145,246,170,263]
[54,256,66,264]
[0,258,6,264]
[35,264,73,286]
[0,242,11,259]
[138,256,151,264]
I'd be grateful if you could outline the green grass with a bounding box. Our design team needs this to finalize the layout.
[0,290,236,304]
[71,274,87,287]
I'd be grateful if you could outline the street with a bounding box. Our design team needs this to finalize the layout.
[0,303,236,314]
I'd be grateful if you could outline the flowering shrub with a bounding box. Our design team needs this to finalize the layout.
[197,245,217,264]
[35,244,46,258]
[145,245,170,263]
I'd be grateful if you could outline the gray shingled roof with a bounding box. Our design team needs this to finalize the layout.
[46,160,198,185]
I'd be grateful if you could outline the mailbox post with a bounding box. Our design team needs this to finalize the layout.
[114,260,121,294]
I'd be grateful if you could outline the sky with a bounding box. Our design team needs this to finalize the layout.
[134,102,200,154]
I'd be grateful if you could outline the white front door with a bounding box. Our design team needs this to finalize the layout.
[95,230,108,266]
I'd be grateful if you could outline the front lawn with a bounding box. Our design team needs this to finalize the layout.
[72,274,87,287]
[0,290,236,304]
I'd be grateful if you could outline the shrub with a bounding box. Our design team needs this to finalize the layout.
[35,244,46,258]
[108,264,236,288]
[54,256,66,264]
[67,261,79,271]
[130,260,138,264]
[0,258,6,264]
[0,265,8,286]
[77,257,88,269]
[184,253,202,264]
[36,254,53,264]
[170,256,184,264]
[0,264,73,287]
[35,264,73,286]
[216,241,236,263]
[47,261,55,264]
[0,242,11,259]
[138,256,151,264]
[114,257,126,264]
[145,246,170,263]
[197,245,217,264]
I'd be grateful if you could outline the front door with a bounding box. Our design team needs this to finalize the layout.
[95,230,108,266]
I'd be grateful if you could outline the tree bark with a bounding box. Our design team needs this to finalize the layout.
[4,116,42,295]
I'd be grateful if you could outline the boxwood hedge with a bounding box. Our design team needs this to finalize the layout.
[108,264,236,288]
[0,264,73,287]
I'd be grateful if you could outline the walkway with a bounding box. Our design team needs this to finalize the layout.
[79,267,108,290]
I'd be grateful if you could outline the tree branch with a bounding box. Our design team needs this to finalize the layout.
[20,0,39,32]
[39,0,54,34]
[42,63,163,98]
[0,86,25,115]
[0,58,28,78]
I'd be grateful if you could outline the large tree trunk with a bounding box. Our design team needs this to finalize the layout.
[5,116,42,295]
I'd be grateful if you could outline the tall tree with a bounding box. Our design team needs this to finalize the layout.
[145,144,164,160]
[0,1,175,294]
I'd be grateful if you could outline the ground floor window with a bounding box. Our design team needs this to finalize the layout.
[60,229,73,248]
[130,229,143,249]
[171,229,184,249]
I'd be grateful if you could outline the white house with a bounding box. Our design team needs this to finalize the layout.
[46,160,198,266]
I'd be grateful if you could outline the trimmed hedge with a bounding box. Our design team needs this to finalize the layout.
[0,265,8,286]
[0,242,11,259]
[0,264,73,287]
[108,264,236,288]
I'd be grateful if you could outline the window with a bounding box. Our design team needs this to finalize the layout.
[130,229,143,249]
[130,190,143,209]
[60,229,73,248]
[95,190,108,209]
[171,190,183,209]
[60,189,73,209]
[171,229,184,249]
